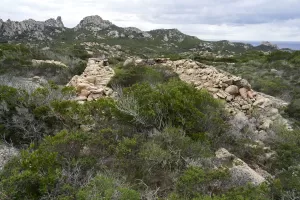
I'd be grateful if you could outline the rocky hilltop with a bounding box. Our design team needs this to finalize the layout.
[75,15,112,31]
[0,16,64,41]
[0,15,279,54]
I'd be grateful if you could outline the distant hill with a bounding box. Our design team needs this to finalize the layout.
[0,15,280,57]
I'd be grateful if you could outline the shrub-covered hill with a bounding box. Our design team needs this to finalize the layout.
[0,15,300,200]
[0,58,300,199]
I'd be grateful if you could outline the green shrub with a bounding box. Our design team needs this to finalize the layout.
[117,79,227,136]
[252,78,290,97]
[0,147,61,200]
[287,98,300,120]
[176,166,229,198]
[77,174,140,200]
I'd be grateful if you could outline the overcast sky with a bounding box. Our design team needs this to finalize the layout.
[1,0,300,41]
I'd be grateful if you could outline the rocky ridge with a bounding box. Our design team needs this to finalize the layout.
[0,16,65,41]
[0,15,280,54]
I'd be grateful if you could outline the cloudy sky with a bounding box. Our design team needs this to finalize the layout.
[1,0,300,41]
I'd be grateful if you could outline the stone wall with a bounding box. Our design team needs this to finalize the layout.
[131,58,292,141]
[67,58,114,102]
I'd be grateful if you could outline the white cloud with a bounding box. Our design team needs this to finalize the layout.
[1,0,300,41]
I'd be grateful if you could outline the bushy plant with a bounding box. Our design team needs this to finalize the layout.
[176,166,229,198]
[77,174,140,200]
[117,79,227,136]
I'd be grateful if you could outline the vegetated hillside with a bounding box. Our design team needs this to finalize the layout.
[0,16,300,200]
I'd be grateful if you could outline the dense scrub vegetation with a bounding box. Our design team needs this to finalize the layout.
[0,61,300,199]
[0,43,88,84]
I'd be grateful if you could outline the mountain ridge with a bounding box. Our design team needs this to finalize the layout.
[0,15,280,55]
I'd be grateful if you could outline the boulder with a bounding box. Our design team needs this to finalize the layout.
[75,96,87,101]
[253,98,265,107]
[207,87,219,93]
[239,88,248,99]
[235,79,251,90]
[123,57,135,67]
[242,104,251,110]
[225,85,239,95]
[226,95,234,102]
[80,89,91,97]
[90,88,104,94]
[260,119,273,130]
[216,92,226,99]
[215,148,265,187]
[221,78,233,85]
[88,93,103,100]
[185,68,195,75]
[247,90,255,99]
[32,76,41,83]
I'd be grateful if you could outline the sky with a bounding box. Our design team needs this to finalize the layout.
[1,0,300,41]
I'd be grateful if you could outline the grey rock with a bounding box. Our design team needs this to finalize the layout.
[0,16,65,40]
[235,79,251,89]
[123,57,135,67]
[215,148,265,188]
[75,15,112,31]
[45,16,64,28]
[225,85,239,95]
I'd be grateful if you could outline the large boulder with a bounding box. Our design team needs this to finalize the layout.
[239,88,248,99]
[215,148,265,187]
[225,85,239,95]
[234,79,251,90]
[123,57,135,67]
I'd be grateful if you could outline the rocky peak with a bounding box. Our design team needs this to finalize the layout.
[124,27,143,33]
[75,15,112,31]
[150,28,187,43]
[0,19,3,28]
[261,41,278,49]
[45,16,64,28]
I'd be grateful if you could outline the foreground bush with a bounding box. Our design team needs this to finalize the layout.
[116,79,228,137]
